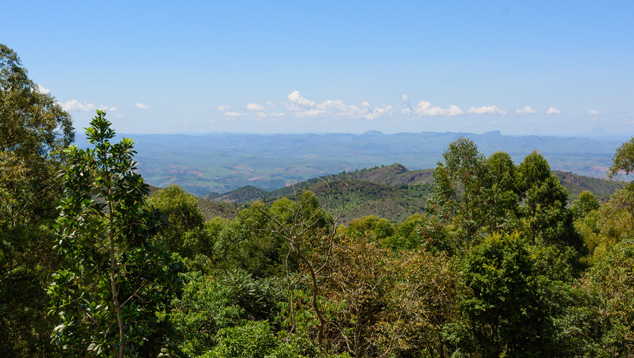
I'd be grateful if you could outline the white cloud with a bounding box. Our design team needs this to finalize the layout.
[60,99,96,112]
[297,108,325,117]
[318,99,347,111]
[588,109,599,115]
[547,106,561,114]
[217,105,230,111]
[135,103,149,110]
[246,103,265,111]
[34,84,50,94]
[402,108,412,115]
[224,111,242,117]
[287,90,316,107]
[98,105,119,112]
[515,105,536,114]
[413,101,465,116]
[266,101,275,108]
[283,90,393,120]
[468,105,507,115]
[402,94,408,102]
[365,105,394,120]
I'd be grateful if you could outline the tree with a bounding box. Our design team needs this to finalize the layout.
[213,201,293,278]
[576,185,634,263]
[516,151,580,250]
[571,190,601,220]
[148,185,209,260]
[171,270,282,356]
[0,43,74,357]
[391,250,461,357]
[243,190,341,349]
[582,239,634,355]
[608,137,634,178]
[0,44,73,158]
[483,151,520,233]
[0,43,73,227]
[454,233,557,357]
[385,213,455,254]
[428,138,487,247]
[48,111,182,357]
[320,235,393,357]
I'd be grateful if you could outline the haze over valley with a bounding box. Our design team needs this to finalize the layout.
[76,130,628,195]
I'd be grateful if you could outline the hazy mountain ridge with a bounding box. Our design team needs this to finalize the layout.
[76,131,625,196]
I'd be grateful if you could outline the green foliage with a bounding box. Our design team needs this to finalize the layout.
[320,235,393,356]
[0,43,74,357]
[0,44,73,159]
[198,320,279,358]
[516,151,586,261]
[343,215,394,242]
[151,185,205,238]
[149,185,211,260]
[172,270,282,356]
[482,151,520,233]
[391,250,461,357]
[572,190,601,219]
[609,137,634,178]
[196,320,335,358]
[0,224,60,357]
[384,213,455,253]
[48,111,182,357]
[550,285,605,357]
[582,239,634,355]
[576,185,634,264]
[428,138,488,246]
[453,232,558,357]
[213,202,293,278]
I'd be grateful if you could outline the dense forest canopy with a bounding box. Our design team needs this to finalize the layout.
[3,44,634,357]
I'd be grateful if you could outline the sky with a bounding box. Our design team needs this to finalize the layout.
[3,1,633,136]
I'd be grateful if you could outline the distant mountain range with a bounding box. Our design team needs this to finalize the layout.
[77,130,628,196]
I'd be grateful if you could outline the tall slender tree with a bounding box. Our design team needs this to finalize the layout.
[49,111,182,357]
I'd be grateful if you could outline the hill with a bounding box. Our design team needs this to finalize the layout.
[202,164,625,223]
[553,171,624,203]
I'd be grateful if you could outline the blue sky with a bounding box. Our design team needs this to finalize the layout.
[3,1,633,136]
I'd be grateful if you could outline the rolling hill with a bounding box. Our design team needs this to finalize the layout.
[196,163,625,223]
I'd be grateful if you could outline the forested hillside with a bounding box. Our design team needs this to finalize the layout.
[4,44,634,357]
[201,163,624,223]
